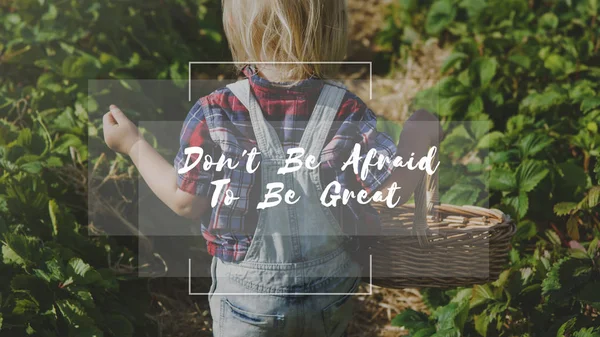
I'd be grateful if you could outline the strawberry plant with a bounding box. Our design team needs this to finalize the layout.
[0,0,226,335]
[378,0,600,335]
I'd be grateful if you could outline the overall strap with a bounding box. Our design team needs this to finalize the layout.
[226,80,286,159]
[298,83,347,159]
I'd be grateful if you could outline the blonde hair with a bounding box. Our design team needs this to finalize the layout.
[222,0,349,82]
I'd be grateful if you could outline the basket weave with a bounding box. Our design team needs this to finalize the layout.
[367,167,516,289]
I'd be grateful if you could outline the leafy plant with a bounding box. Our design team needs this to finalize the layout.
[378,0,600,335]
[0,0,226,335]
[392,237,600,336]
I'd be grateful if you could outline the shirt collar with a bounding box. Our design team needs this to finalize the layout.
[242,65,324,96]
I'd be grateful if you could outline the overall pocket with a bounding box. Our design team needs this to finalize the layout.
[220,298,285,337]
[321,278,360,337]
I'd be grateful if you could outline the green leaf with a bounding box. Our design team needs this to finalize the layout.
[56,299,90,325]
[553,202,578,216]
[556,162,590,194]
[48,199,60,237]
[538,12,559,30]
[504,191,529,219]
[518,191,529,218]
[119,79,142,92]
[490,168,517,191]
[514,220,537,241]
[477,131,504,149]
[48,259,66,281]
[466,120,489,140]
[517,160,549,192]
[13,299,39,316]
[377,118,402,144]
[557,317,577,337]
[543,257,593,303]
[62,55,99,79]
[475,57,498,87]
[439,95,470,117]
[520,90,566,114]
[508,54,531,69]
[425,0,457,35]
[413,327,437,337]
[42,4,58,21]
[588,238,599,257]
[67,258,102,285]
[56,299,104,337]
[20,161,43,174]
[441,52,468,73]
[433,291,471,332]
[441,124,474,156]
[467,95,484,114]
[421,288,451,309]
[11,275,53,310]
[2,234,43,267]
[46,156,63,167]
[431,328,461,337]
[543,54,564,74]
[459,0,487,19]
[69,289,95,309]
[441,183,480,205]
[16,128,33,147]
[451,288,473,305]
[474,313,489,337]
[573,327,600,337]
[391,309,431,329]
[470,284,495,308]
[587,186,600,208]
[26,324,35,335]
[546,229,562,246]
[518,133,553,157]
[581,97,600,113]
[506,115,534,134]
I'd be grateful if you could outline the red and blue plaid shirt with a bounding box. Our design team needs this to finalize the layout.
[175,67,396,262]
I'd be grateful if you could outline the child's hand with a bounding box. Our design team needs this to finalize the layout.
[103,105,142,155]
[404,109,444,146]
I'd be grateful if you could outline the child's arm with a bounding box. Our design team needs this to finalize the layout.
[103,105,210,219]
[375,110,442,203]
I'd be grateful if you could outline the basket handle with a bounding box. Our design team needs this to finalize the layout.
[413,149,440,247]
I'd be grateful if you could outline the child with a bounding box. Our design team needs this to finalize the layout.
[103,0,440,336]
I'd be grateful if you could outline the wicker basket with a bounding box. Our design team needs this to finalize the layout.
[367,167,516,289]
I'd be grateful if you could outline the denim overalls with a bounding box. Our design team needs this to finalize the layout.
[207,79,362,337]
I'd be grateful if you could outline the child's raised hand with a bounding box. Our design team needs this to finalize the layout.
[404,109,444,146]
[102,105,142,155]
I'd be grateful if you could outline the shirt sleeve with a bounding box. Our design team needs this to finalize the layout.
[352,107,397,194]
[174,99,222,197]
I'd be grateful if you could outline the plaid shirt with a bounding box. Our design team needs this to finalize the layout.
[175,67,396,262]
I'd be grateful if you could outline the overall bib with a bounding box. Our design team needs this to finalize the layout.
[207,79,361,337]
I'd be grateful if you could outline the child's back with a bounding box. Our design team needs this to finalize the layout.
[173,1,401,333]
[175,66,396,264]
[103,1,432,336]
[180,65,397,336]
